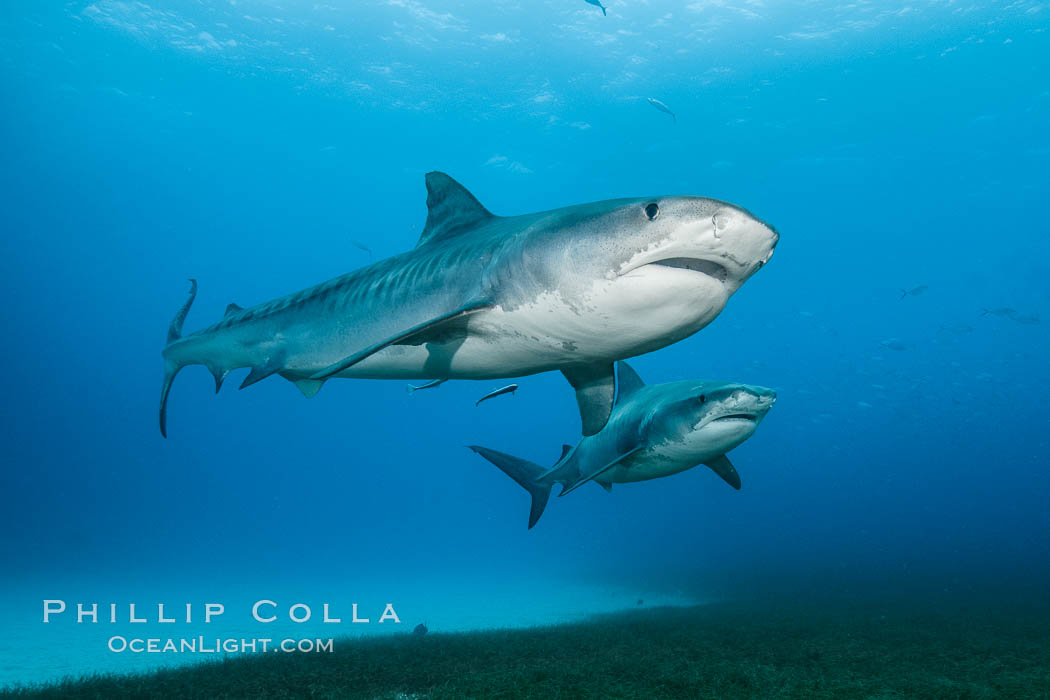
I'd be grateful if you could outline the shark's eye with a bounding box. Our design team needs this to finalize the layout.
[644,203,659,220]
[699,394,706,403]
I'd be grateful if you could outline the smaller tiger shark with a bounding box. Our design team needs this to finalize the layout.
[470,362,775,528]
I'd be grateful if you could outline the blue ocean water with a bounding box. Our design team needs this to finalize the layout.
[1,0,1048,689]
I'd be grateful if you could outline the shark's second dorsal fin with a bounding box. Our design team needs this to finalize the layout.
[615,361,645,404]
[224,303,243,318]
[417,172,493,247]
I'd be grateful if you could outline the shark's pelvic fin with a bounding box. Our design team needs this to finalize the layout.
[309,299,495,380]
[562,362,615,436]
[560,444,643,496]
[292,378,325,399]
[704,454,742,490]
[417,172,494,247]
[596,481,612,493]
[469,446,553,529]
[160,279,198,438]
[224,303,243,318]
[614,361,645,403]
[208,364,229,393]
[239,353,285,390]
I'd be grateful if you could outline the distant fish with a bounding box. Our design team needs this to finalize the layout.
[982,307,1017,317]
[476,383,518,406]
[646,97,676,123]
[351,239,373,257]
[880,338,910,351]
[584,0,607,16]
[899,285,928,299]
[1012,314,1041,325]
[413,623,428,636]
[406,379,446,393]
[938,323,974,334]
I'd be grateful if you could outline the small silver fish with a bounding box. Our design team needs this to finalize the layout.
[880,338,910,351]
[899,285,928,299]
[938,323,974,334]
[476,383,518,406]
[646,97,676,123]
[406,379,446,393]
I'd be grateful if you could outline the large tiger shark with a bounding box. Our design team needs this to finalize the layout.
[160,172,778,436]
[471,361,776,528]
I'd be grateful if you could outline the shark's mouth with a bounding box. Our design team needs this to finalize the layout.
[713,413,757,423]
[650,258,729,283]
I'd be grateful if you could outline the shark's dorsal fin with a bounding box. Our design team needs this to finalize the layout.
[614,361,645,404]
[224,303,243,318]
[417,172,493,247]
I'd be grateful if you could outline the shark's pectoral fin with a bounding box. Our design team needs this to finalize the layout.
[560,444,643,497]
[562,362,615,436]
[309,299,495,380]
[704,454,741,490]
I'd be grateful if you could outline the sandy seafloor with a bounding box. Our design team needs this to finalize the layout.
[0,574,695,689]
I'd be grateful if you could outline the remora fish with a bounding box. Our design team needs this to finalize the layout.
[476,383,518,406]
[470,362,776,528]
[646,97,676,122]
[407,379,446,393]
[160,172,777,436]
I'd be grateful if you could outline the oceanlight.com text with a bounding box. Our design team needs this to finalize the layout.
[107,636,335,654]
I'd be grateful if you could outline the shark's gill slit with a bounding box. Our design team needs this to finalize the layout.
[651,258,729,282]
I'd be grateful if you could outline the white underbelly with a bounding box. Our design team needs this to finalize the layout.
[607,419,757,483]
[342,265,728,379]
[605,445,711,483]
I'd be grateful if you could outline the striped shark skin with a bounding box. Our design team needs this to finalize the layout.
[470,362,777,529]
[160,172,778,437]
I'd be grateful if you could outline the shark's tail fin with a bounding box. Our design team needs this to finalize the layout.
[160,279,197,438]
[469,446,552,529]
